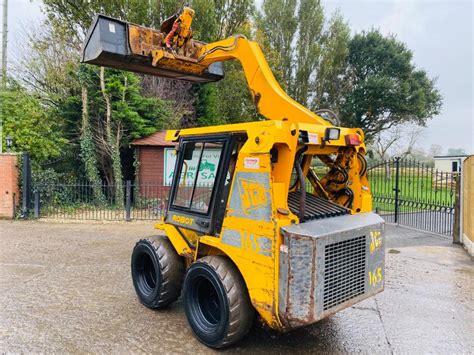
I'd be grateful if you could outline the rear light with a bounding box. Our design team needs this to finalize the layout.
[345,133,361,146]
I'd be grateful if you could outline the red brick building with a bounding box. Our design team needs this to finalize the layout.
[132,131,175,186]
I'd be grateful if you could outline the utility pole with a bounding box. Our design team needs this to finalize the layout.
[0,0,8,154]
[1,0,7,85]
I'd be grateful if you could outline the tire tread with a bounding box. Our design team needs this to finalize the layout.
[197,256,254,347]
[135,236,184,308]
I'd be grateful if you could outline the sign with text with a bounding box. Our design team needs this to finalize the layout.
[164,147,222,186]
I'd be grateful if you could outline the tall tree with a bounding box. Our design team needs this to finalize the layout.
[79,68,105,203]
[22,2,182,189]
[191,0,254,40]
[258,0,350,111]
[0,80,67,163]
[188,0,255,127]
[75,64,170,192]
[42,0,179,39]
[259,0,298,89]
[293,0,324,103]
[214,0,255,38]
[310,11,350,114]
[17,20,81,108]
[339,30,442,142]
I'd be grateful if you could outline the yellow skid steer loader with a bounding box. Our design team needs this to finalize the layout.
[82,7,384,348]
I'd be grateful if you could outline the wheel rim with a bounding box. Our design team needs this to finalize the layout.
[135,251,157,295]
[195,277,221,325]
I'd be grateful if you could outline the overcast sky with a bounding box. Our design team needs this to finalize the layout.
[3,0,473,154]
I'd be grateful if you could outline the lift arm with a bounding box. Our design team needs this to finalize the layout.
[153,36,330,126]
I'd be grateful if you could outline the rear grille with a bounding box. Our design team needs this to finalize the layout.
[323,236,366,311]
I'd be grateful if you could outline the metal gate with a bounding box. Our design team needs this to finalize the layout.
[368,158,459,237]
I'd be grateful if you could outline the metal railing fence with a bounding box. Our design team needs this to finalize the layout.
[32,181,212,221]
[368,158,458,236]
[29,158,460,237]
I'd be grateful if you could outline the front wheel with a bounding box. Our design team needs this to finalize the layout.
[183,256,254,348]
[131,236,184,308]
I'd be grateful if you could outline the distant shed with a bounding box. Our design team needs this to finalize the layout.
[434,155,468,173]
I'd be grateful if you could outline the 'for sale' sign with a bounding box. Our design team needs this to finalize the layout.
[164,147,222,186]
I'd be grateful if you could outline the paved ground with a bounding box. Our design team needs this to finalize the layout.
[0,220,472,353]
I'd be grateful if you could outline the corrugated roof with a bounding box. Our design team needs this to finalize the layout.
[131,131,175,146]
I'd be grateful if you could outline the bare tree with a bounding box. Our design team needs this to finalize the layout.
[428,144,443,158]
[140,75,193,128]
[373,124,423,162]
[371,124,423,179]
[15,20,81,107]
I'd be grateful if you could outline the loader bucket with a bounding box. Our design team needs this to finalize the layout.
[81,15,224,83]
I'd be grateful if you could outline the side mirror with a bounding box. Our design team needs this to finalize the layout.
[183,142,195,160]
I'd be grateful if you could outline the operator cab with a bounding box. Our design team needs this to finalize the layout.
[165,133,246,235]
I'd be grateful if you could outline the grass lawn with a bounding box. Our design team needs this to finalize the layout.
[368,168,456,213]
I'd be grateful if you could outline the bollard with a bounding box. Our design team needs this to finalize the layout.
[34,191,40,219]
[125,180,132,221]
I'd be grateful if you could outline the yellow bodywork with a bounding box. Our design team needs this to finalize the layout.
[126,8,373,331]
[155,122,371,330]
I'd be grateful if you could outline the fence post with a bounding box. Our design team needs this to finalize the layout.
[125,180,132,222]
[34,190,40,218]
[453,174,461,244]
[21,152,31,219]
[393,157,400,224]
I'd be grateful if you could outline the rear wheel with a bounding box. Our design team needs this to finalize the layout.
[131,236,184,308]
[183,256,254,348]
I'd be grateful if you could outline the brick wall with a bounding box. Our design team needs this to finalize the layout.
[138,146,165,185]
[137,146,166,199]
[0,154,20,219]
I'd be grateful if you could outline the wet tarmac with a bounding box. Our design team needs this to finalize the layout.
[0,220,472,353]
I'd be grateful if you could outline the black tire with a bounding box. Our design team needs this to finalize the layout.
[131,236,184,309]
[183,256,254,348]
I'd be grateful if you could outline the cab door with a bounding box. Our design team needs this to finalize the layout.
[165,134,233,235]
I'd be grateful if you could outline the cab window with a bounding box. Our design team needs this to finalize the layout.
[172,141,224,214]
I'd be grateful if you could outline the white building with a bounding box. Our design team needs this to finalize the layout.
[434,155,468,173]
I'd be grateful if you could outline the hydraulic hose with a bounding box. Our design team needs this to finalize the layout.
[314,109,339,125]
[197,35,247,62]
[294,146,308,221]
[295,161,306,221]
[328,166,348,185]
[357,153,367,176]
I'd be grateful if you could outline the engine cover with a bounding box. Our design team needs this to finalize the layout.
[279,212,385,329]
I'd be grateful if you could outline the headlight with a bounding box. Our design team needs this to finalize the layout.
[324,128,340,141]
